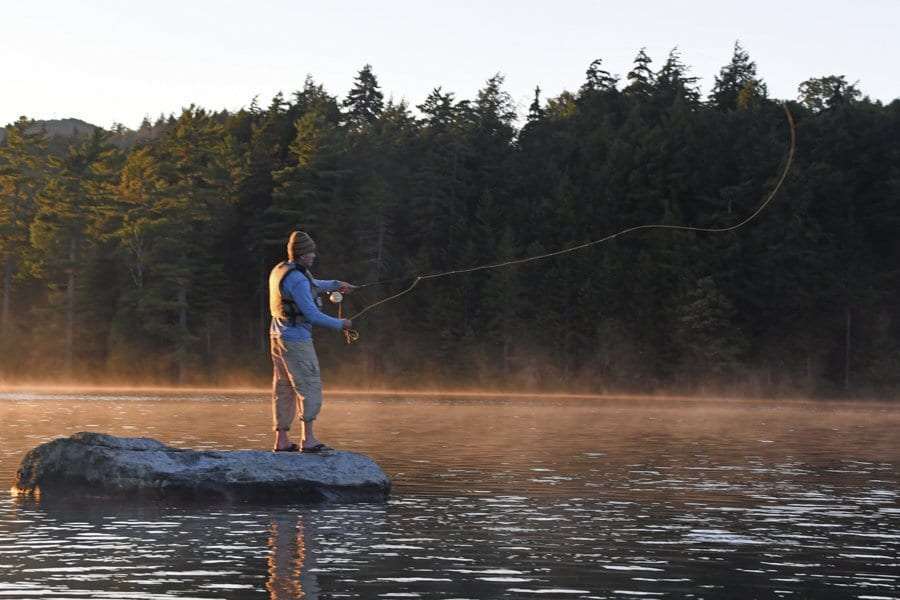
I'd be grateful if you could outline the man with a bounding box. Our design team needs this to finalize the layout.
[269,230,355,452]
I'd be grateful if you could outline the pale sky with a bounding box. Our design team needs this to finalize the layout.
[3,0,898,129]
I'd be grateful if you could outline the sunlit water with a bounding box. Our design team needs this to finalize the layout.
[0,390,898,599]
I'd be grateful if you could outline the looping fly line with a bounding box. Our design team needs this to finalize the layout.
[347,103,797,323]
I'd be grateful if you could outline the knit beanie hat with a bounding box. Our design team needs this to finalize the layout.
[287,231,317,260]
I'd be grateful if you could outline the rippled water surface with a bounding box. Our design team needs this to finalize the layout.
[0,390,898,599]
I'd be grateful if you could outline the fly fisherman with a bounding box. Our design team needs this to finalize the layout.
[269,230,355,452]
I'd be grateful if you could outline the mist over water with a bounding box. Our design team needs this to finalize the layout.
[1,390,898,598]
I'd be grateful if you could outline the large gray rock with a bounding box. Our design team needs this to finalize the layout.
[14,432,390,503]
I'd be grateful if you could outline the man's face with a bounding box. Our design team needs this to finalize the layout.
[297,252,316,267]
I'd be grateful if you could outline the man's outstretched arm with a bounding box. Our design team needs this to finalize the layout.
[287,275,344,330]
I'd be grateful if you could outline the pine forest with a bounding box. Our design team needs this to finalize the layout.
[1,45,898,397]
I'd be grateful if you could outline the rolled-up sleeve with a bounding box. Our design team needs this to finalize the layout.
[286,274,344,330]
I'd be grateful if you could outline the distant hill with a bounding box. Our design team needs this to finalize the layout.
[0,117,166,149]
[0,117,100,143]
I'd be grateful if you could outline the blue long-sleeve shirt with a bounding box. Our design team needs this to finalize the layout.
[270,270,343,341]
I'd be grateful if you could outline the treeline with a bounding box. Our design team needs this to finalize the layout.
[1,44,898,397]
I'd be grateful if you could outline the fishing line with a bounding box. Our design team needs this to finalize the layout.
[343,103,796,325]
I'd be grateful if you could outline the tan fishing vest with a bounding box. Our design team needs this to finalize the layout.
[268,261,323,325]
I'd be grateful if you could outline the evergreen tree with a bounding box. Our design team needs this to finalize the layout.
[798,75,861,112]
[474,73,517,139]
[710,42,768,110]
[582,59,618,93]
[29,128,120,376]
[673,275,745,383]
[271,101,347,246]
[625,48,655,97]
[409,87,469,273]
[654,48,700,106]
[343,64,384,128]
[134,107,237,383]
[0,118,47,364]
[418,87,457,130]
[527,86,545,122]
[103,145,166,376]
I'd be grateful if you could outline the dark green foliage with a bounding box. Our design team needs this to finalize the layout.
[709,42,768,110]
[654,48,701,107]
[527,86,544,123]
[343,64,384,128]
[28,129,122,377]
[0,118,48,367]
[0,53,898,397]
[625,48,654,97]
[798,75,862,112]
[582,59,618,93]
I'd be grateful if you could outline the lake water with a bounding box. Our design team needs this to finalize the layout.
[0,390,898,599]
